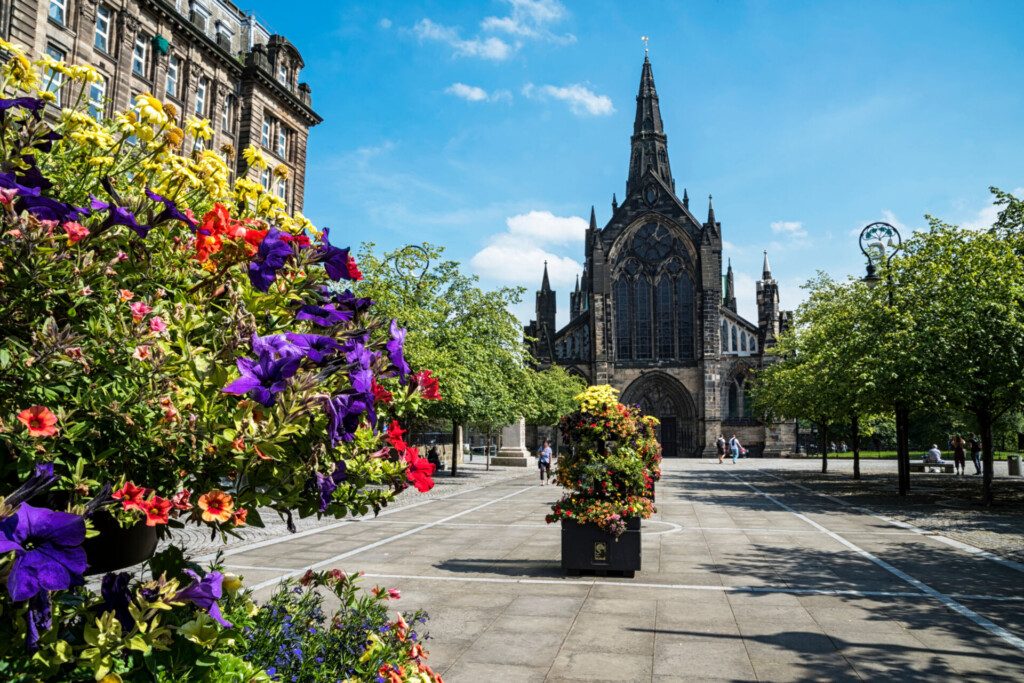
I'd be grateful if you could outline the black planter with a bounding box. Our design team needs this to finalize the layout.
[83,511,158,575]
[561,517,641,578]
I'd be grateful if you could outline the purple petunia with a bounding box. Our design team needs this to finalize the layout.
[0,97,45,121]
[307,471,337,513]
[90,196,152,238]
[0,171,42,198]
[295,303,353,327]
[26,593,51,651]
[252,333,303,359]
[324,393,371,446]
[386,320,411,384]
[330,289,373,315]
[285,333,341,363]
[317,228,357,282]
[0,503,87,602]
[100,572,134,628]
[174,569,232,628]
[248,227,293,292]
[222,349,301,407]
[146,188,197,230]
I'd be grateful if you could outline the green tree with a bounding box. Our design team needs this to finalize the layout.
[523,366,587,455]
[350,244,530,476]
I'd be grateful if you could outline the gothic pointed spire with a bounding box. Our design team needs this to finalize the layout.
[574,273,580,292]
[762,250,773,279]
[683,187,689,209]
[707,194,716,225]
[589,205,597,230]
[612,193,618,212]
[627,54,673,197]
[541,260,551,292]
[725,258,737,312]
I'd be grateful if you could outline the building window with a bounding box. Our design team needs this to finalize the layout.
[132,35,148,77]
[634,278,652,360]
[721,320,728,352]
[261,118,271,147]
[44,45,65,107]
[194,77,208,116]
[614,279,632,361]
[656,277,674,359]
[728,380,740,419]
[166,55,180,98]
[48,0,66,25]
[676,273,694,360]
[275,127,287,157]
[260,168,271,190]
[740,334,748,352]
[731,325,738,353]
[277,62,288,85]
[750,336,757,353]
[221,94,235,132]
[275,178,286,200]
[88,77,107,120]
[95,6,112,53]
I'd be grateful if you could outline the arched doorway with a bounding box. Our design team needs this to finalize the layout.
[621,373,698,457]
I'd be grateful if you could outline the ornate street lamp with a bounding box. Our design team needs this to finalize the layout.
[858,221,910,494]
[389,244,432,284]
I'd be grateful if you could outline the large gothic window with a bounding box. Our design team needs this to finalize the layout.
[614,279,632,360]
[731,325,738,353]
[721,320,728,352]
[728,381,740,419]
[656,278,674,359]
[676,273,695,360]
[635,278,652,359]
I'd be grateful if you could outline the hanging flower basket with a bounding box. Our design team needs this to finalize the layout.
[83,510,158,575]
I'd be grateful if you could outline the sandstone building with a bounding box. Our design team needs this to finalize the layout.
[0,0,321,212]
[525,55,796,457]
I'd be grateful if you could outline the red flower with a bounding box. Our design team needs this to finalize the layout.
[386,420,407,452]
[404,446,435,493]
[372,379,393,404]
[413,369,441,401]
[143,495,172,526]
[170,489,192,511]
[232,508,248,526]
[345,254,363,280]
[17,405,58,437]
[113,482,149,512]
[194,231,222,262]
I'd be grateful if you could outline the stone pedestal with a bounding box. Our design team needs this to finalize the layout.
[491,418,535,467]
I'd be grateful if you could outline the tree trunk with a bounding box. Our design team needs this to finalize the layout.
[450,419,459,477]
[485,430,492,471]
[895,403,910,496]
[977,406,995,505]
[820,420,829,474]
[851,414,861,481]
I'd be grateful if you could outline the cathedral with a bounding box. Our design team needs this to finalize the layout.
[524,54,796,457]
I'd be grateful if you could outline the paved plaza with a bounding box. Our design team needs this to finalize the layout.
[200,460,1024,681]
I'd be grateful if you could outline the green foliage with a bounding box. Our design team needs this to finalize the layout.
[523,367,587,427]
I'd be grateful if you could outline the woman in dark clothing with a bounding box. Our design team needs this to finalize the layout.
[951,434,966,475]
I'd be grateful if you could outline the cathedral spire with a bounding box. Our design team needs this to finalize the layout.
[627,55,673,197]
[589,205,597,230]
[725,258,737,312]
[683,187,689,209]
[762,250,773,279]
[541,261,551,292]
[706,194,716,225]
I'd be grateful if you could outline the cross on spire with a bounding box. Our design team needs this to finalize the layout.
[641,35,649,56]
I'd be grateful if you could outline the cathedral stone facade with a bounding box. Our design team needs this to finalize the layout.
[525,55,795,458]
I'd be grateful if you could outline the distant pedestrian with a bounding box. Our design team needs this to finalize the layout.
[716,435,727,464]
[951,434,966,475]
[924,444,945,464]
[969,435,982,475]
[830,441,837,453]
[728,434,743,464]
[840,441,848,453]
[538,439,552,484]
[427,442,442,471]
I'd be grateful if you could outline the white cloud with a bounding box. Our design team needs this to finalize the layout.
[770,220,807,239]
[444,83,512,103]
[471,243,580,290]
[963,187,1024,230]
[505,210,586,245]
[522,82,614,116]
[481,0,576,44]
[378,18,392,29]
[413,18,513,60]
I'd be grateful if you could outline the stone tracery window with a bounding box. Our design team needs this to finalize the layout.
[635,277,652,359]
[657,277,674,359]
[614,278,632,360]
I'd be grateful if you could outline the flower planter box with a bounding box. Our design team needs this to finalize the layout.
[561,516,641,578]
[84,511,159,575]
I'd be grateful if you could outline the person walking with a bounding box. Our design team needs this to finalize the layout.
[969,434,982,475]
[951,434,966,475]
[728,434,743,464]
[716,435,727,464]
[538,439,553,484]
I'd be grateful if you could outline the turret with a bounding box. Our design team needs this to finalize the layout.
[757,250,781,348]
[724,259,737,312]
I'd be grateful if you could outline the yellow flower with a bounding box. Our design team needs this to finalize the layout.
[165,126,184,149]
[87,156,115,167]
[185,115,213,141]
[134,93,167,126]
[68,63,101,83]
[241,145,267,170]
[272,164,289,179]
[4,51,38,89]
[36,90,56,104]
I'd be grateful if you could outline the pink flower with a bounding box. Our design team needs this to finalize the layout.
[118,289,134,302]
[63,221,89,243]
[80,286,93,297]
[149,316,167,333]
[129,301,152,323]
[116,251,128,262]
[0,187,18,205]
[132,345,151,361]
[38,219,58,236]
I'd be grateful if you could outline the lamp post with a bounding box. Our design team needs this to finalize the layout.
[859,222,909,495]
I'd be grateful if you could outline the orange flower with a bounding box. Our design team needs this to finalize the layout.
[17,405,58,437]
[118,289,134,302]
[113,481,149,512]
[232,508,248,526]
[197,489,234,523]
[143,495,172,526]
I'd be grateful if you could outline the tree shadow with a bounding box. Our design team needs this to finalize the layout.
[433,558,563,578]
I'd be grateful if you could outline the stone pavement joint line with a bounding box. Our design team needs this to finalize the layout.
[728,470,1024,654]
[754,466,1024,574]
[247,485,536,591]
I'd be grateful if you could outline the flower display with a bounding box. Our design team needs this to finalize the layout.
[197,490,235,523]
[0,503,87,602]
[546,385,661,537]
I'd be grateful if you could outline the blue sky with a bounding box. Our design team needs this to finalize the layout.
[249,0,1023,327]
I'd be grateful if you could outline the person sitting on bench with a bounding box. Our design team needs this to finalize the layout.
[924,445,945,464]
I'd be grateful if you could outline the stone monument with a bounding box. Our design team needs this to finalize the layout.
[491,418,535,467]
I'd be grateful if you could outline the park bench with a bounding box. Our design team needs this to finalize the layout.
[908,460,955,473]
